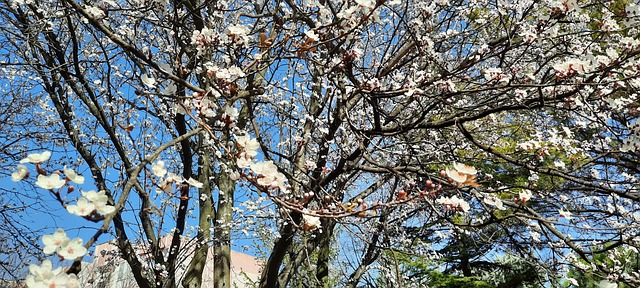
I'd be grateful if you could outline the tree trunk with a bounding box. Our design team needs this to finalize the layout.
[213,156,235,288]
[315,220,335,287]
[182,151,214,288]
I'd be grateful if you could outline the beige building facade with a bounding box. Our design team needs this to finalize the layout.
[80,236,262,288]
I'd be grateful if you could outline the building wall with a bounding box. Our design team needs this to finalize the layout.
[80,236,263,288]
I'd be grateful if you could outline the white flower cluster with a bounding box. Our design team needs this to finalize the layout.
[222,106,239,122]
[84,5,105,19]
[152,160,167,177]
[548,0,578,14]
[483,194,506,210]
[191,24,251,54]
[484,67,510,84]
[191,28,218,55]
[63,166,85,184]
[26,259,80,288]
[234,134,288,192]
[152,160,203,193]
[437,163,480,213]
[445,162,477,184]
[35,174,66,190]
[205,64,246,82]
[518,189,533,203]
[250,161,288,192]
[13,152,85,287]
[176,93,220,118]
[558,209,572,220]
[226,24,251,47]
[302,209,321,231]
[553,58,592,79]
[11,164,28,181]
[14,152,86,191]
[235,134,260,168]
[42,228,87,260]
[436,195,471,213]
[67,190,116,216]
[20,151,51,164]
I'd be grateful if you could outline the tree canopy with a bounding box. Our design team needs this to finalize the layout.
[1,0,640,287]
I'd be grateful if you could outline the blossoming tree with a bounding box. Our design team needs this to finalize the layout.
[1,0,640,287]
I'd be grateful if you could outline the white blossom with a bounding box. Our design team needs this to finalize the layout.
[596,280,618,288]
[81,190,116,215]
[302,209,321,231]
[20,151,51,164]
[437,196,470,212]
[42,228,70,255]
[304,30,320,41]
[223,106,239,121]
[152,160,167,177]
[518,190,533,203]
[11,165,28,181]
[57,238,87,260]
[141,73,156,88]
[452,162,477,175]
[236,134,260,158]
[25,259,80,288]
[559,209,572,220]
[84,5,105,19]
[63,166,85,184]
[35,174,66,190]
[186,177,203,188]
[446,168,468,183]
[66,197,96,216]
[484,195,506,210]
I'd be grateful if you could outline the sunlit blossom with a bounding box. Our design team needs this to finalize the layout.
[237,156,252,168]
[82,190,105,202]
[63,166,85,184]
[152,160,167,177]
[453,162,477,175]
[11,165,28,182]
[596,280,618,288]
[57,238,87,260]
[20,151,51,164]
[250,161,288,191]
[304,30,319,41]
[302,209,321,231]
[84,5,105,19]
[226,24,250,46]
[94,200,116,215]
[222,106,239,121]
[41,229,87,260]
[186,177,203,188]
[445,168,468,183]
[559,209,572,220]
[25,259,80,288]
[80,190,116,215]
[227,25,249,37]
[553,58,592,78]
[518,190,533,203]
[483,195,506,210]
[66,197,96,216]
[42,228,70,255]
[437,196,470,212]
[354,0,375,10]
[27,260,62,281]
[35,174,66,190]
[236,134,260,158]
[484,67,504,81]
[141,73,156,88]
